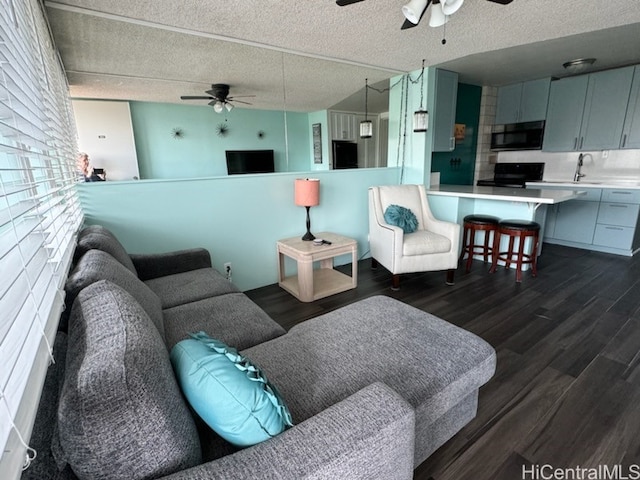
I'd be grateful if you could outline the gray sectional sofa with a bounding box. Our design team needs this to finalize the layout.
[23,225,496,480]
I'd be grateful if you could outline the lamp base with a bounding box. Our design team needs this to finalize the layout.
[301,206,315,241]
[301,231,316,241]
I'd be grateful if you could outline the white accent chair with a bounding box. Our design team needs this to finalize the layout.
[368,184,460,289]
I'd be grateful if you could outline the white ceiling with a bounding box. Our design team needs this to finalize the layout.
[44,0,640,114]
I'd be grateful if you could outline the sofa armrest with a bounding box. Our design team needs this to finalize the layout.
[130,248,212,280]
[160,382,415,480]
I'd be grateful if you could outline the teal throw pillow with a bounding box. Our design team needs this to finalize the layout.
[170,332,293,447]
[384,204,419,233]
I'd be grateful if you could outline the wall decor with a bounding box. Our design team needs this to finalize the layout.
[171,127,184,139]
[216,123,229,137]
[257,130,265,139]
[312,123,322,164]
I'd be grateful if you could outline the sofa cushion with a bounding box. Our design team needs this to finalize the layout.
[65,249,165,341]
[384,204,419,233]
[144,267,239,309]
[163,292,286,350]
[56,280,201,480]
[74,229,137,275]
[171,332,293,447]
[242,295,495,441]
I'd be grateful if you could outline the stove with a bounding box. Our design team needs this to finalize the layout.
[476,162,544,188]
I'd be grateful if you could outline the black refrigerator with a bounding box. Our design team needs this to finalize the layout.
[332,141,358,169]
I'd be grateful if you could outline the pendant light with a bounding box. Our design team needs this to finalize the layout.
[413,60,428,133]
[360,78,373,139]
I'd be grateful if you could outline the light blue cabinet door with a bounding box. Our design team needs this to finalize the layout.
[494,83,522,124]
[433,69,458,152]
[621,66,640,149]
[552,201,599,244]
[542,76,588,152]
[581,66,634,150]
[520,78,550,122]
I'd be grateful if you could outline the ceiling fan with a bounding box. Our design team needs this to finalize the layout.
[336,0,513,30]
[180,84,255,112]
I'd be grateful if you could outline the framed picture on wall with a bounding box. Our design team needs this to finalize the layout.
[312,123,322,164]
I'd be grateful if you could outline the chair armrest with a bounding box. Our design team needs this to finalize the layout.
[159,382,415,480]
[130,248,212,280]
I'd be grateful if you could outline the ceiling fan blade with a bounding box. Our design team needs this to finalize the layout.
[180,96,213,100]
[336,0,365,5]
[228,95,256,99]
[486,0,513,3]
[230,99,252,105]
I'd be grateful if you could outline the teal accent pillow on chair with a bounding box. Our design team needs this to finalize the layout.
[384,204,419,233]
[170,332,293,447]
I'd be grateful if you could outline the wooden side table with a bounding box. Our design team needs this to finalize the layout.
[277,232,358,302]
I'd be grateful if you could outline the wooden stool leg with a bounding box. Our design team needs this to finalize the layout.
[465,228,474,273]
[459,226,469,262]
[505,235,515,269]
[490,230,501,274]
[483,230,491,263]
[531,231,539,277]
[515,231,525,283]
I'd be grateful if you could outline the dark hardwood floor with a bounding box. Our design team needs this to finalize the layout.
[245,243,640,480]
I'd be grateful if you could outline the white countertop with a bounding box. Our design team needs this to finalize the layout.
[427,184,584,204]
[526,180,640,189]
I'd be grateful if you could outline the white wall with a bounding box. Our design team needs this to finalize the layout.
[72,100,140,181]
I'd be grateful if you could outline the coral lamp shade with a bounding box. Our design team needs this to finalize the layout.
[294,178,320,207]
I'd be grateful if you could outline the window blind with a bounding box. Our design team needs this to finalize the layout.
[0,0,82,478]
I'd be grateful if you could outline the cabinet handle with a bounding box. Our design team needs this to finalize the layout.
[608,204,628,208]
[578,137,584,149]
[622,134,627,148]
[605,226,624,231]
[573,137,578,150]
[611,191,632,195]
[450,137,455,151]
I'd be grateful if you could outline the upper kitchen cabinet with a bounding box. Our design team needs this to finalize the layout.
[621,65,640,149]
[433,69,458,152]
[543,66,634,152]
[494,78,550,125]
[580,66,634,150]
[542,75,588,151]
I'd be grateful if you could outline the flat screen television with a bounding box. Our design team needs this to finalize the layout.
[225,150,275,175]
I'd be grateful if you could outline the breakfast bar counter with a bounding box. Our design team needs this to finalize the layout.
[426,185,586,264]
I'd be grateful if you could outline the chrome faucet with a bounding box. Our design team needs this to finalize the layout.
[574,153,586,182]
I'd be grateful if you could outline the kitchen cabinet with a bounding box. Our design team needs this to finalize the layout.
[543,67,634,152]
[551,201,600,244]
[621,65,640,149]
[593,189,640,251]
[494,78,550,125]
[330,112,358,141]
[433,69,458,152]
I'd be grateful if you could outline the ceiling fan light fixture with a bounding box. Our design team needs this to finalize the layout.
[213,101,224,113]
[402,0,428,24]
[562,58,596,74]
[225,102,234,112]
[441,0,463,15]
[428,4,449,27]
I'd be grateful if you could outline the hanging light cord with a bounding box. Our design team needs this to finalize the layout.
[419,59,425,110]
[364,78,369,120]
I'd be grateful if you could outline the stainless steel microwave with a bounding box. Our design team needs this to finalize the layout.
[490,121,545,151]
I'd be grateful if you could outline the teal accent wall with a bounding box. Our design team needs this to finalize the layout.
[387,68,434,185]
[78,167,400,291]
[431,83,482,185]
[129,101,310,179]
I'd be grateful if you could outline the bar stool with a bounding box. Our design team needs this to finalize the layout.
[460,214,500,273]
[489,219,541,283]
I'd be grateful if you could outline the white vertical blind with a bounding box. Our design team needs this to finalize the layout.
[0,0,82,477]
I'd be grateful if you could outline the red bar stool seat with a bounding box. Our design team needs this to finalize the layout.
[460,214,500,273]
[489,219,541,283]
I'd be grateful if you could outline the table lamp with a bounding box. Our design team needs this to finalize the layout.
[295,178,320,241]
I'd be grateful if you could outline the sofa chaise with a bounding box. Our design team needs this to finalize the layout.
[23,225,496,480]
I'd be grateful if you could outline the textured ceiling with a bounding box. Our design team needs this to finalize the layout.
[45,0,640,113]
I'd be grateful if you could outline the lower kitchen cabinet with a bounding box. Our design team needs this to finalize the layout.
[551,201,600,244]
[528,185,640,256]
